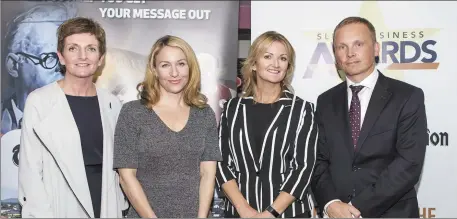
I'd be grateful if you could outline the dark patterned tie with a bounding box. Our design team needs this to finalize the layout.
[349,85,364,149]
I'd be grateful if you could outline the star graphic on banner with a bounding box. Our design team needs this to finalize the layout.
[303,1,441,81]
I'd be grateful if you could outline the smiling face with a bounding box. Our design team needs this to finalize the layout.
[57,32,104,79]
[333,22,379,81]
[154,46,190,94]
[253,41,289,86]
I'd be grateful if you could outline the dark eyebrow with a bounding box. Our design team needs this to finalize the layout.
[353,40,364,44]
[65,43,98,48]
[335,42,347,47]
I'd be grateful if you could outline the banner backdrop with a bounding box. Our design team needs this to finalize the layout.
[1,1,239,217]
[252,1,457,218]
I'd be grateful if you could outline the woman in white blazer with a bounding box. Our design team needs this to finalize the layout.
[18,17,127,218]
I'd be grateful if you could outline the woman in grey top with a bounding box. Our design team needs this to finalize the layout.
[113,35,222,218]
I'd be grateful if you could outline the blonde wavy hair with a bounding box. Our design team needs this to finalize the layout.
[138,35,207,109]
[241,31,296,98]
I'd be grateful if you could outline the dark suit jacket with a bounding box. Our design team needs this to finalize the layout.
[216,90,318,218]
[311,72,427,218]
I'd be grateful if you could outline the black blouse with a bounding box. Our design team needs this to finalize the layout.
[250,102,281,158]
[66,95,103,218]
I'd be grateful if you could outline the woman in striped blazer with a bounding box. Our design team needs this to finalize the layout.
[216,31,318,218]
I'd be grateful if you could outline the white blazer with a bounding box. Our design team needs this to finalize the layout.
[18,82,128,218]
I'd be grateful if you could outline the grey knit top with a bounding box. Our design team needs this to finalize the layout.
[113,100,222,218]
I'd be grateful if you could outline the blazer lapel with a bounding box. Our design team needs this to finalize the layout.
[257,90,294,169]
[354,73,392,155]
[241,102,261,169]
[241,90,295,170]
[96,88,129,217]
[96,89,113,216]
[258,104,285,169]
[334,82,356,159]
[33,85,94,218]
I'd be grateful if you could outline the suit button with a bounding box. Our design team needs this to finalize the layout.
[23,197,26,201]
[347,194,352,199]
[352,166,357,171]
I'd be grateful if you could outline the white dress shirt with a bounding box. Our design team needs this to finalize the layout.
[346,68,379,127]
[323,68,379,217]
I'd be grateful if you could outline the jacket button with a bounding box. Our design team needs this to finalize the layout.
[23,197,26,201]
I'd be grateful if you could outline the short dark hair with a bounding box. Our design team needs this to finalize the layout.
[57,17,106,54]
[333,16,377,45]
[57,17,106,74]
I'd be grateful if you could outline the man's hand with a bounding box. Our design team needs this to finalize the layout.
[327,201,361,218]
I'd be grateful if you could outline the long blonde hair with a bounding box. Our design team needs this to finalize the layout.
[138,35,207,109]
[241,31,296,97]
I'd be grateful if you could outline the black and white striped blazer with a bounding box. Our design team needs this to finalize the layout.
[216,90,318,218]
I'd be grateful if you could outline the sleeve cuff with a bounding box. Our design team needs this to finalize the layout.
[323,199,341,216]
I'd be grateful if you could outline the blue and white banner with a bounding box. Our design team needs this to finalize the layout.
[252,1,457,217]
[1,1,239,217]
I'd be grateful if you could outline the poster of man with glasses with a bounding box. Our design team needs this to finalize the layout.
[1,3,77,217]
[1,1,239,218]
[1,3,76,134]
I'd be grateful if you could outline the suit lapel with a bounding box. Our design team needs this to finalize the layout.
[96,89,114,215]
[334,82,355,159]
[259,104,286,169]
[354,72,392,155]
[241,90,294,170]
[241,101,261,170]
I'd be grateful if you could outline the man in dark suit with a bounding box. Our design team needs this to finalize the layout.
[311,16,428,218]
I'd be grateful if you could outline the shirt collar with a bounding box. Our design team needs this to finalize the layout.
[241,89,295,106]
[346,68,379,90]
